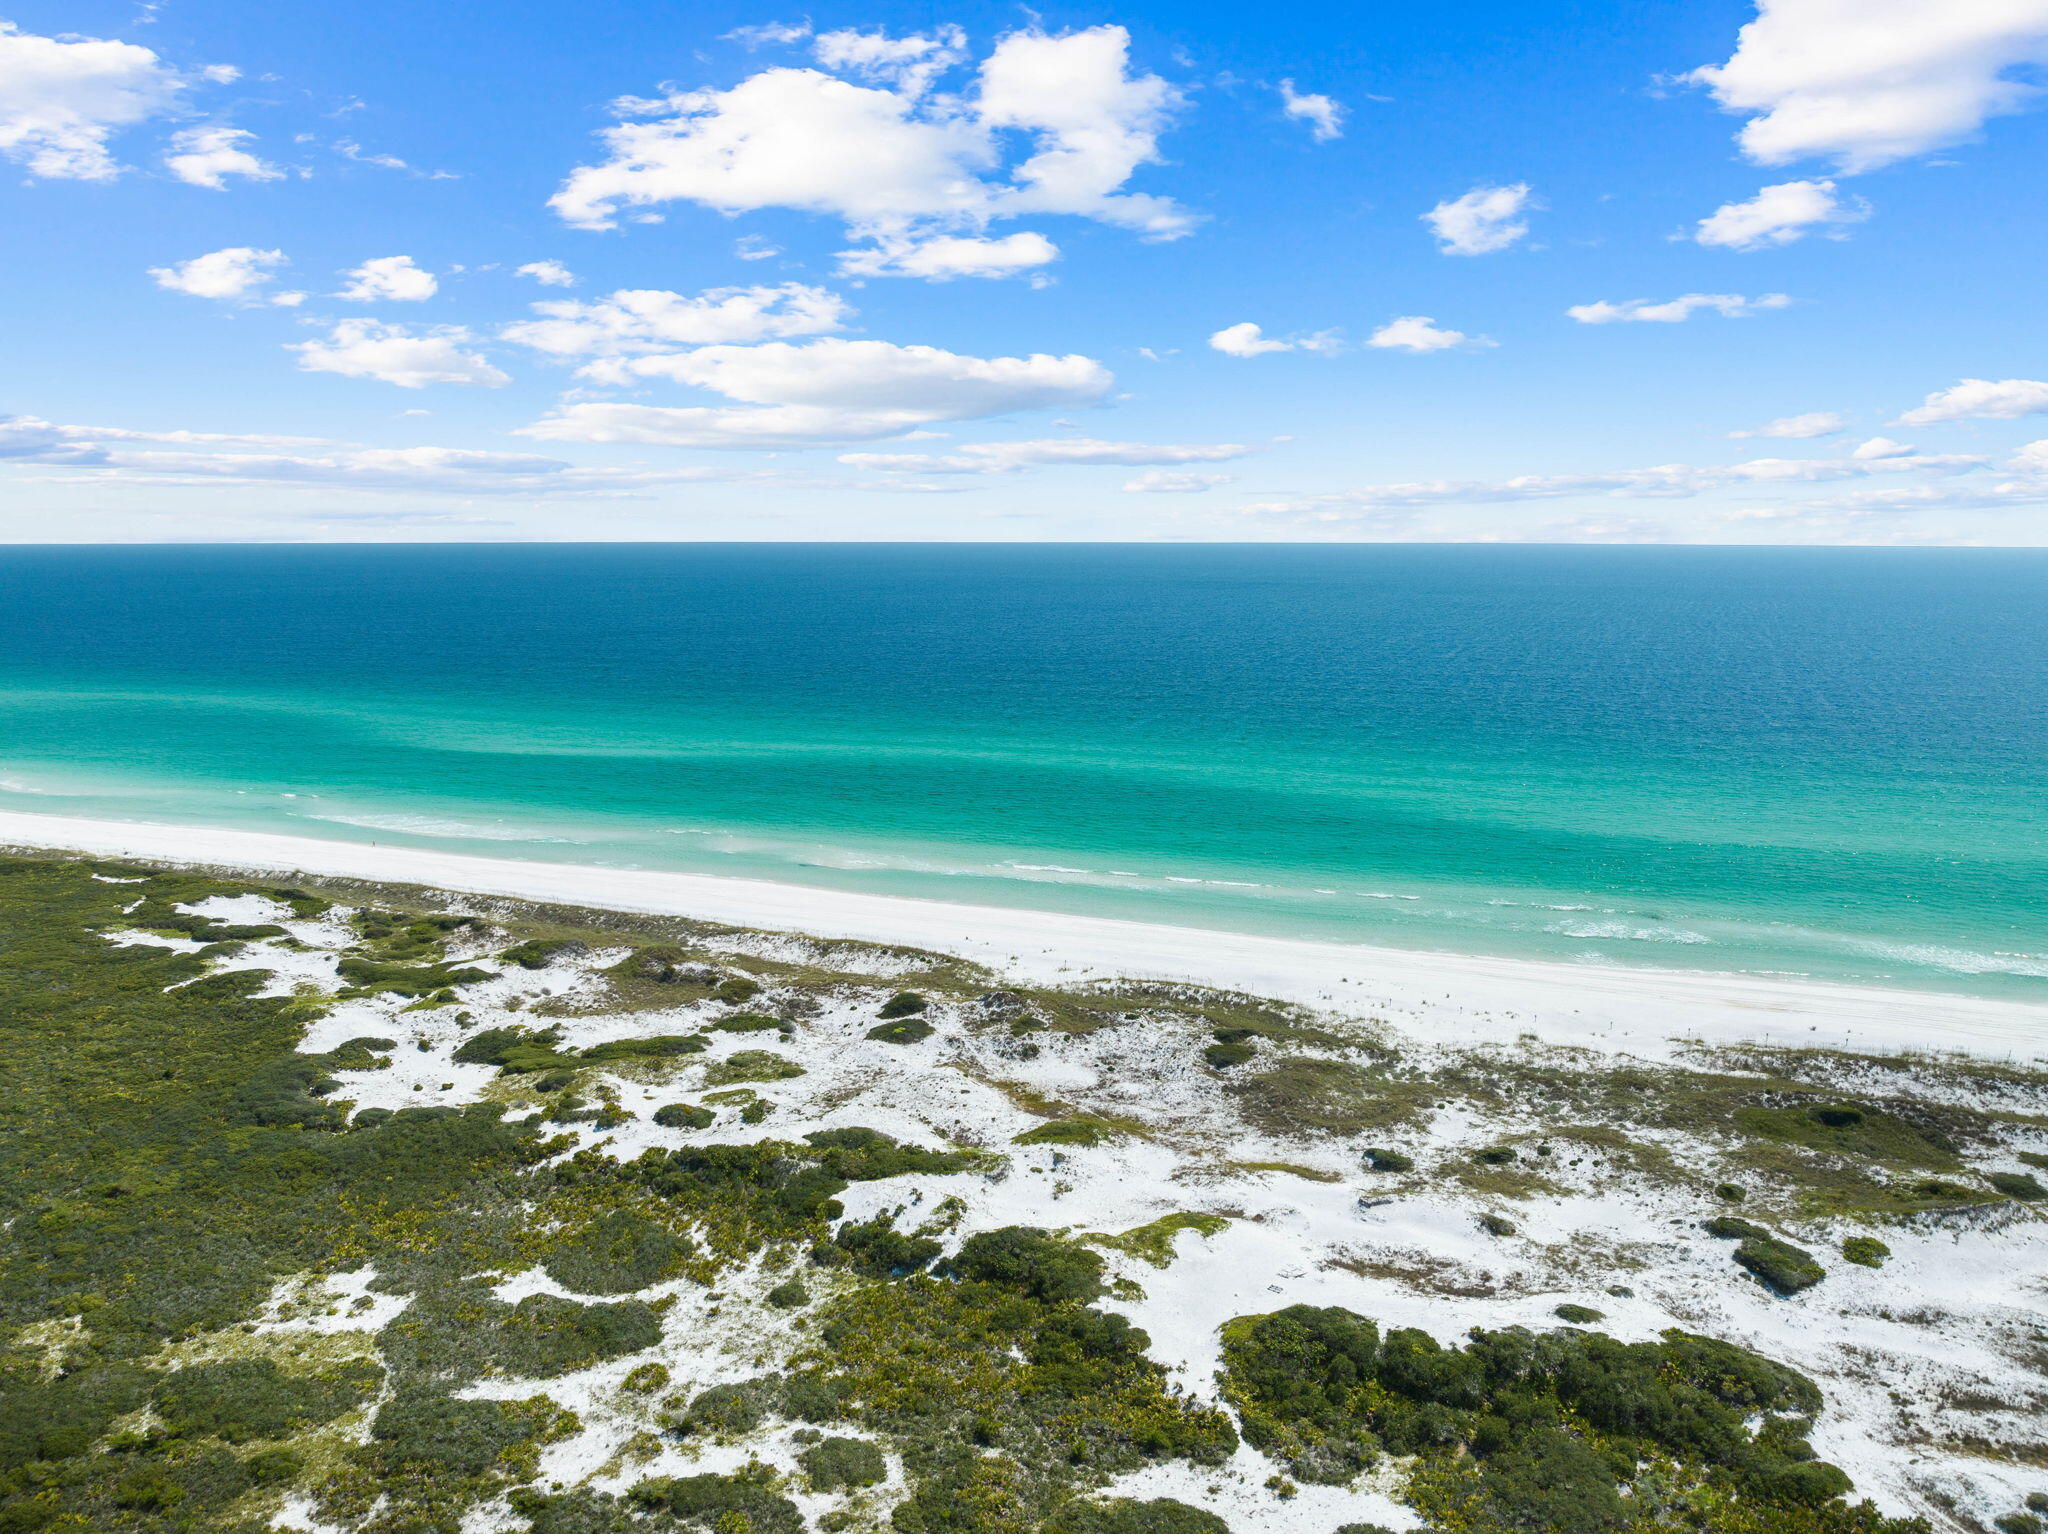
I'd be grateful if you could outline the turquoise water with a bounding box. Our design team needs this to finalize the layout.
[0,544,2043,997]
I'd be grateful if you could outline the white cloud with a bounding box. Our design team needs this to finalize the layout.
[2008,439,2048,474]
[1423,183,1536,255]
[1694,178,1868,250]
[1568,292,1791,324]
[1124,469,1233,492]
[0,21,200,180]
[1277,80,1343,141]
[515,260,576,287]
[1729,410,1846,439]
[1852,435,1915,458]
[840,438,1250,473]
[336,255,439,302]
[292,320,509,388]
[334,138,459,180]
[1895,377,2048,424]
[550,26,1190,278]
[502,283,851,358]
[162,125,280,189]
[1208,321,1340,358]
[1368,316,1490,353]
[1686,0,2048,172]
[735,235,781,261]
[726,21,812,48]
[150,245,289,301]
[837,230,1059,280]
[812,26,966,96]
[523,338,1112,449]
[0,413,723,498]
[1236,448,1989,519]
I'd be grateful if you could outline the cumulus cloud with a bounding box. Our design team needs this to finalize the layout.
[2008,439,2048,473]
[521,338,1113,449]
[1277,80,1343,141]
[839,438,1250,473]
[1894,377,2048,424]
[162,125,280,189]
[1686,0,2048,172]
[837,230,1059,280]
[1124,469,1233,492]
[1423,183,1536,255]
[1852,435,1915,458]
[515,260,577,287]
[1208,322,1340,358]
[336,255,439,302]
[501,283,850,358]
[0,20,208,180]
[150,246,290,301]
[1694,178,1868,250]
[292,320,509,388]
[549,26,1190,280]
[1729,410,1846,439]
[1568,292,1791,324]
[1368,316,1490,353]
[812,26,966,96]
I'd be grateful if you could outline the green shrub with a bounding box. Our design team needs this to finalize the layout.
[1013,1119,1113,1147]
[542,1209,695,1295]
[1477,1213,1517,1237]
[1990,1171,2046,1199]
[1810,1105,1864,1128]
[632,1467,801,1534]
[1203,1041,1255,1068]
[1363,1148,1412,1172]
[1994,1515,2045,1534]
[952,1226,1105,1303]
[1473,1146,1517,1165]
[799,1435,886,1491]
[654,1102,715,1130]
[371,1389,541,1476]
[683,1383,766,1437]
[878,991,929,1019]
[1735,1235,1826,1294]
[1044,1498,1229,1534]
[578,1033,709,1063]
[867,1017,935,1045]
[714,977,762,1003]
[705,1050,805,1085]
[1714,1182,1746,1202]
[622,1363,670,1394]
[1705,1216,1770,1240]
[827,1217,943,1278]
[1841,1236,1890,1268]
[499,939,588,969]
[712,1012,786,1034]
[154,1357,379,1443]
[1552,1304,1603,1324]
[767,1278,809,1309]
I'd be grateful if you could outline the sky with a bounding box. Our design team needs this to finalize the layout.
[3,0,2048,544]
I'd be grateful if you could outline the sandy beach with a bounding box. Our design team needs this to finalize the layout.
[4,807,2041,1064]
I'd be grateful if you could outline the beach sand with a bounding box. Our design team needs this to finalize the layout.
[2,808,2042,1064]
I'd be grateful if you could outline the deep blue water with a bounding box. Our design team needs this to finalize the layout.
[0,544,2042,996]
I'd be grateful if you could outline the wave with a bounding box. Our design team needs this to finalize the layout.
[1850,941,2048,979]
[296,811,585,844]
[1545,919,1713,945]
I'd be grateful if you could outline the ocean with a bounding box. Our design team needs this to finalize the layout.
[0,543,2042,997]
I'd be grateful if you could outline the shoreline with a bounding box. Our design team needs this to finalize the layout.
[2,807,2044,1063]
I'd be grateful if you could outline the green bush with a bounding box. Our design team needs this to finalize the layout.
[878,991,929,1019]
[705,1050,806,1085]
[1013,1119,1112,1147]
[154,1357,379,1443]
[1552,1304,1604,1324]
[632,1467,801,1534]
[1994,1515,2045,1534]
[1714,1182,1746,1202]
[371,1389,541,1476]
[827,1217,943,1278]
[1990,1171,2046,1199]
[867,1017,935,1045]
[542,1209,695,1295]
[1203,1042,1255,1068]
[683,1383,766,1437]
[712,1012,786,1034]
[767,1278,809,1309]
[499,939,588,969]
[653,1102,715,1130]
[1735,1235,1826,1295]
[1473,1146,1517,1165]
[1840,1236,1890,1268]
[714,977,763,1003]
[952,1227,1105,1304]
[1705,1216,1770,1241]
[578,1033,708,1064]
[1044,1498,1229,1534]
[799,1435,886,1490]
[1363,1148,1412,1172]
[1477,1213,1516,1237]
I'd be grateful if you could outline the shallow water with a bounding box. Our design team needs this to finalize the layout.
[1,543,2042,997]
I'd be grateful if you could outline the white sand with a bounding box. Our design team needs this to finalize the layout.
[3,809,2043,1062]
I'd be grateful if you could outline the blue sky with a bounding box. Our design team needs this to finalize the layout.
[4,0,2048,542]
